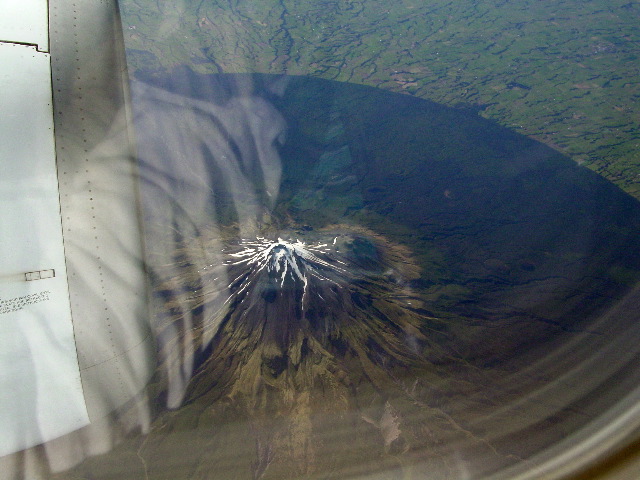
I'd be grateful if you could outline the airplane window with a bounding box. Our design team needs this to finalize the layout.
[1,0,640,479]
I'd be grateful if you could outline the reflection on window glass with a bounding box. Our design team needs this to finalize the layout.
[2,0,640,479]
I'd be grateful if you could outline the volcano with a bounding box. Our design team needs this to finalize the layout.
[53,72,640,480]
[149,225,515,479]
[207,229,428,346]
